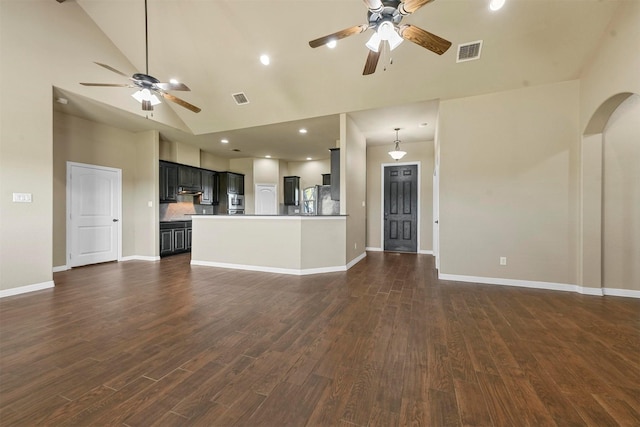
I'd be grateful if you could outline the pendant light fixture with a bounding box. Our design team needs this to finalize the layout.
[388,127,407,160]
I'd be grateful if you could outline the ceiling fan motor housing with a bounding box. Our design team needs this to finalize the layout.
[368,0,403,28]
[132,73,161,89]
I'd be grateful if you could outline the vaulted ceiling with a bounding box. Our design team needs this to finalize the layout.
[53,0,621,161]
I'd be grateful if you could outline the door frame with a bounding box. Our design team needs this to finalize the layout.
[380,161,421,252]
[66,161,123,268]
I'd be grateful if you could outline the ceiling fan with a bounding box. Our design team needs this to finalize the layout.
[80,0,201,113]
[309,0,452,75]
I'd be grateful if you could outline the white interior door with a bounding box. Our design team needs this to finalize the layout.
[67,162,121,267]
[255,184,278,215]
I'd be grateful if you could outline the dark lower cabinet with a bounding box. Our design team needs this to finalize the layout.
[160,221,192,257]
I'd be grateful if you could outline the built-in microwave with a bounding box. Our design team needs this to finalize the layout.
[228,194,245,210]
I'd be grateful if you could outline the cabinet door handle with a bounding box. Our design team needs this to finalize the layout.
[112,219,119,222]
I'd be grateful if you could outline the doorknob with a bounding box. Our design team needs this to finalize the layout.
[384,213,388,220]
[112,219,119,222]
[434,220,438,224]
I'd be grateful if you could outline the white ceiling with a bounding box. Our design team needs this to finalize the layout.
[53,0,620,161]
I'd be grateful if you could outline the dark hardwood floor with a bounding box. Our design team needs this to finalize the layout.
[1,252,639,426]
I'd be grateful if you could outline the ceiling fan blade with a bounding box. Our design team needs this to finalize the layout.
[400,0,435,14]
[363,49,381,75]
[399,24,452,55]
[80,83,132,87]
[160,92,201,113]
[155,82,191,91]
[309,24,368,48]
[362,0,383,12]
[94,62,130,78]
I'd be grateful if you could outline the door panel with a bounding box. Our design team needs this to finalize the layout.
[384,164,418,252]
[69,163,121,267]
[255,184,277,215]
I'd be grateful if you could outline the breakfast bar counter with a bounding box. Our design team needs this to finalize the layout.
[190,215,347,275]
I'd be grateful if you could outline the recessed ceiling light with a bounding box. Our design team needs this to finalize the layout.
[327,40,337,49]
[260,54,270,65]
[169,78,179,84]
[489,0,505,11]
[265,155,271,158]
[306,157,312,161]
[220,139,229,144]
[299,128,307,134]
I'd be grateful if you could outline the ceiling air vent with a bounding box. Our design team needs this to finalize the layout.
[457,40,483,63]
[232,92,250,105]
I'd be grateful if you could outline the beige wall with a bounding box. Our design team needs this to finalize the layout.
[200,151,229,172]
[577,1,640,293]
[287,159,331,191]
[602,95,640,291]
[438,81,580,284]
[53,112,160,267]
[343,115,367,263]
[366,141,434,252]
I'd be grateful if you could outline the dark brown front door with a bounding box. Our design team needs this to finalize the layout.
[384,164,418,252]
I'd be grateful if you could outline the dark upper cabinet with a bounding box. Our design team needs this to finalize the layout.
[159,161,178,203]
[178,165,202,189]
[330,148,340,201]
[221,172,245,195]
[284,176,300,206]
[200,170,215,205]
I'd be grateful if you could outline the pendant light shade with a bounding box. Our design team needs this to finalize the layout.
[388,128,407,160]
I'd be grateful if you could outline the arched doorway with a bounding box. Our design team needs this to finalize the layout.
[580,92,640,296]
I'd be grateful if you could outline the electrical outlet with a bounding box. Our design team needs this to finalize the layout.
[500,257,507,266]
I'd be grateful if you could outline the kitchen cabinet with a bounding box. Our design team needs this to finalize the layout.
[159,161,178,203]
[160,221,192,257]
[200,170,218,205]
[178,165,202,189]
[219,172,245,195]
[322,174,331,186]
[330,148,340,201]
[284,176,300,206]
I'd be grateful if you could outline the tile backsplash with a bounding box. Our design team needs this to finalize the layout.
[160,195,213,221]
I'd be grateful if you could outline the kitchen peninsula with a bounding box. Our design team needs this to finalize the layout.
[190,215,348,275]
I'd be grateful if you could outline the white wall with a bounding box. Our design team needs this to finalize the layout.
[343,115,367,263]
[602,95,640,291]
[438,81,580,285]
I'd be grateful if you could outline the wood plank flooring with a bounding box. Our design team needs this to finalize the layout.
[1,252,639,426]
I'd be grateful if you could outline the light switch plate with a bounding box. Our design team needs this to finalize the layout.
[13,193,32,203]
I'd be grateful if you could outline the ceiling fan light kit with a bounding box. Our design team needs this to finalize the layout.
[309,0,452,75]
[388,128,407,160]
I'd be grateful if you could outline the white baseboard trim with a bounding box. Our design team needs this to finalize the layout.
[347,252,367,269]
[603,287,640,298]
[53,265,69,273]
[190,260,348,276]
[120,255,161,262]
[0,281,55,299]
[366,247,383,252]
[419,250,434,255]
[438,273,640,298]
